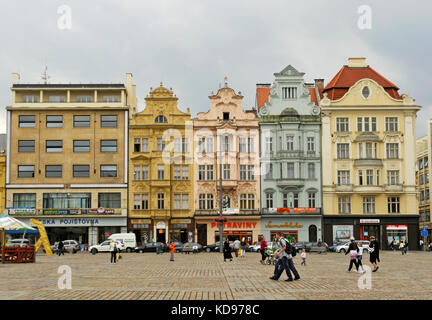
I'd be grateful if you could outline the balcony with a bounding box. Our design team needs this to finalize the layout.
[353,185,384,193]
[276,178,305,188]
[385,184,403,192]
[221,180,238,189]
[354,159,383,167]
[335,184,354,192]
[276,150,303,158]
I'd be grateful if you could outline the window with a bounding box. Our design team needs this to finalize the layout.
[157,138,165,151]
[157,165,165,180]
[134,166,141,180]
[266,193,273,208]
[134,194,141,210]
[45,165,62,178]
[386,143,399,159]
[46,140,62,153]
[308,193,316,208]
[101,140,117,152]
[142,166,149,180]
[265,163,273,179]
[307,137,315,152]
[174,138,181,153]
[385,117,398,132]
[198,165,206,180]
[363,197,375,213]
[287,163,295,179]
[182,138,189,153]
[337,170,350,185]
[223,112,229,121]
[362,86,370,99]
[336,118,349,132]
[337,144,349,159]
[13,193,36,208]
[240,194,247,209]
[199,194,214,210]
[207,165,214,180]
[388,197,400,213]
[76,96,92,103]
[222,136,230,152]
[223,164,230,180]
[157,193,165,209]
[308,163,315,179]
[285,136,294,151]
[46,115,63,128]
[425,157,429,168]
[22,96,39,103]
[359,170,363,185]
[283,193,288,208]
[282,87,297,99]
[387,171,400,185]
[265,137,273,153]
[72,115,91,128]
[102,96,120,103]
[357,117,376,132]
[248,194,255,210]
[18,165,35,178]
[174,194,189,210]
[18,115,35,128]
[240,165,247,180]
[48,96,65,103]
[338,197,351,214]
[207,194,214,209]
[73,165,90,178]
[182,194,189,209]
[98,193,121,208]
[366,169,374,185]
[100,165,117,177]
[101,115,117,128]
[182,165,189,180]
[142,138,149,152]
[293,193,299,207]
[134,138,141,152]
[174,194,181,210]
[142,194,149,210]
[419,174,424,185]
[155,115,167,123]
[239,138,247,153]
[43,193,91,209]
[198,138,205,153]
[247,165,254,180]
[207,137,214,153]
[199,194,206,210]
[18,140,35,152]
[71,140,89,153]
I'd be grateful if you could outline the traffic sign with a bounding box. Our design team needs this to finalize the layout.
[421,227,428,237]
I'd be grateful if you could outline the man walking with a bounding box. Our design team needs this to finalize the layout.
[233,238,241,258]
[109,240,117,263]
[270,232,300,282]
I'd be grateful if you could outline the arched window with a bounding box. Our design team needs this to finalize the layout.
[155,115,167,123]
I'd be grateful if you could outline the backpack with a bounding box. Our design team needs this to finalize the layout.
[281,238,296,257]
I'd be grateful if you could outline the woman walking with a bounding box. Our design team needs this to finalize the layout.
[259,235,268,264]
[369,236,380,272]
[223,238,232,262]
[240,237,247,258]
[345,237,361,273]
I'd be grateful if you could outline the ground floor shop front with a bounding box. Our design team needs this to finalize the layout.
[17,216,127,246]
[323,215,419,251]
[128,218,194,245]
[194,216,261,246]
[260,215,322,243]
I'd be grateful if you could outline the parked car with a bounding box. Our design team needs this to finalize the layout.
[336,240,370,253]
[108,233,136,253]
[89,240,124,254]
[135,242,166,253]
[295,241,328,253]
[173,242,184,252]
[182,242,203,253]
[50,240,81,253]
[329,242,345,252]
[248,242,261,252]
[203,241,233,252]
[7,238,30,247]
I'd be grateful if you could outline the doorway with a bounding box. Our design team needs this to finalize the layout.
[309,225,317,242]
[360,225,380,242]
[156,229,166,243]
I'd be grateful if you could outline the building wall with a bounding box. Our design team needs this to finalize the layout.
[0,154,6,213]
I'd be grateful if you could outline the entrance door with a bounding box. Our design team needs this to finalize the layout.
[309,225,317,242]
[156,229,166,243]
[360,225,380,242]
[197,224,207,246]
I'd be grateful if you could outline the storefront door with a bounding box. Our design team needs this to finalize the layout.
[360,225,380,242]
[157,229,166,243]
[197,224,207,246]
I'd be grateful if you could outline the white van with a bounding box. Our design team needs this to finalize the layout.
[108,233,136,252]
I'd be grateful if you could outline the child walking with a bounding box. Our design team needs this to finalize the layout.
[357,242,365,273]
[300,248,307,266]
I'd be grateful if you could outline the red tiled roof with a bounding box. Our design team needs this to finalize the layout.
[323,65,402,100]
[256,87,270,110]
[309,87,324,106]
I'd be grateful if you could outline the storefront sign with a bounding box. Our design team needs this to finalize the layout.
[130,219,151,224]
[18,217,127,227]
[171,219,192,224]
[88,208,115,215]
[156,221,166,229]
[43,209,70,215]
[360,219,380,224]
[7,207,36,215]
[265,221,303,228]
[386,225,407,230]
[211,221,258,229]
[268,208,317,214]
[223,208,239,214]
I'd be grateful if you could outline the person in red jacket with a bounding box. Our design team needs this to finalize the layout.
[259,235,268,264]
[169,242,176,261]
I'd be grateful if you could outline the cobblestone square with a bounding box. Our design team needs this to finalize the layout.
[1,250,431,300]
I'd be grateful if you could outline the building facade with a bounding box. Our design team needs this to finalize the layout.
[128,84,194,244]
[257,65,322,243]
[321,58,421,250]
[0,150,5,214]
[193,83,260,245]
[416,123,431,242]
[5,73,137,245]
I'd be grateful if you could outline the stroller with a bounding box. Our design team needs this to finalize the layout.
[264,248,276,265]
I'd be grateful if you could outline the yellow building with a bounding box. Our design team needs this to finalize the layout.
[5,73,137,246]
[321,58,421,250]
[416,124,431,242]
[0,150,6,213]
[128,84,194,244]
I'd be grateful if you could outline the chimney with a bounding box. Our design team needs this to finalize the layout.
[12,72,20,84]
[348,57,367,68]
[126,73,133,86]
[314,79,324,89]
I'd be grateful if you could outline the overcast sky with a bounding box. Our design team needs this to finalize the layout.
[0,0,431,137]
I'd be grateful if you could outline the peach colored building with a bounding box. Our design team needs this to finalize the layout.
[193,83,260,245]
